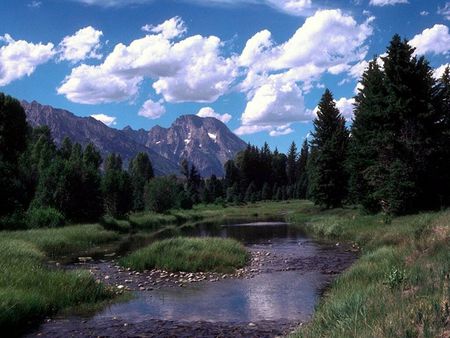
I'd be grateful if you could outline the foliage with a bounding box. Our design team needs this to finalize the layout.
[145,176,183,213]
[129,152,154,211]
[102,153,132,218]
[26,206,65,229]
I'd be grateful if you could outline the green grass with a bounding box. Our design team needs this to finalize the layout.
[3,224,120,258]
[286,204,450,338]
[120,237,250,273]
[0,225,119,334]
[1,200,448,337]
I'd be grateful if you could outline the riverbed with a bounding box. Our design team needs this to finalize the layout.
[27,222,356,337]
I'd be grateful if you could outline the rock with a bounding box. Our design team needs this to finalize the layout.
[248,323,256,327]
[117,285,124,290]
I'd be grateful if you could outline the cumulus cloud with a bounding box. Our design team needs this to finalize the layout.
[58,26,103,63]
[369,0,408,6]
[335,97,355,121]
[138,99,166,119]
[142,16,186,40]
[434,64,450,79]
[236,9,373,135]
[196,107,232,123]
[58,17,237,105]
[410,24,450,55]
[91,113,116,125]
[57,64,143,103]
[0,34,54,86]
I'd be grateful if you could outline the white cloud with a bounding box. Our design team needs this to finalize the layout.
[269,126,294,136]
[420,11,429,16]
[438,3,450,20]
[196,107,232,123]
[234,124,272,136]
[265,0,312,16]
[434,64,450,79]
[58,17,237,104]
[236,9,373,135]
[410,24,450,55]
[58,26,103,63]
[369,0,408,6]
[141,16,186,40]
[91,113,116,125]
[57,64,143,103]
[138,98,166,119]
[0,34,54,86]
[335,97,355,121]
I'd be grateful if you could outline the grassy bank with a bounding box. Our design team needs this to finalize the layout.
[0,224,119,335]
[120,237,249,273]
[285,203,450,338]
[1,200,448,337]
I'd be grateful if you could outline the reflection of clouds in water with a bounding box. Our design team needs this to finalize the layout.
[94,223,338,323]
[246,271,322,321]
[98,271,323,323]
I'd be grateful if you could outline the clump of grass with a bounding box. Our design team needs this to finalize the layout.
[120,237,249,273]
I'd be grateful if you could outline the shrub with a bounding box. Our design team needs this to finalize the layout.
[26,207,65,229]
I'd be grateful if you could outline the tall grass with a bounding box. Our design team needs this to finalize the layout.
[120,237,249,273]
[0,225,119,334]
[288,206,450,338]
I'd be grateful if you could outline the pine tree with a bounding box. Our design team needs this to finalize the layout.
[286,142,298,185]
[348,59,388,212]
[309,89,349,208]
[297,139,309,199]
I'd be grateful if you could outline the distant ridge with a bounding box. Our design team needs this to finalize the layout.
[21,100,246,176]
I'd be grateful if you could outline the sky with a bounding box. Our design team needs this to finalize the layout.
[1,0,449,152]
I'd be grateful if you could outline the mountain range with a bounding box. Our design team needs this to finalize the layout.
[21,100,247,176]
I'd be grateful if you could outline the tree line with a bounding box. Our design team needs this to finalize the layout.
[219,35,450,216]
[1,34,449,229]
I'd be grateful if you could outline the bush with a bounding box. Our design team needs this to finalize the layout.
[26,207,65,229]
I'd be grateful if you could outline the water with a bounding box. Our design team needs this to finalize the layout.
[92,222,350,324]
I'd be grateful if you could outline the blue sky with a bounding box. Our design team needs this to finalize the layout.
[1,0,449,152]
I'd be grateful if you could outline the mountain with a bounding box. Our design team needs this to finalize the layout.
[21,100,246,176]
[123,115,247,177]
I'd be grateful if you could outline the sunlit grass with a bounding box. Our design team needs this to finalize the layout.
[120,237,249,273]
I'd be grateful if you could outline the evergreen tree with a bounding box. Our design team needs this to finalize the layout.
[286,142,298,185]
[309,89,349,208]
[129,152,154,211]
[297,139,309,199]
[348,59,388,212]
